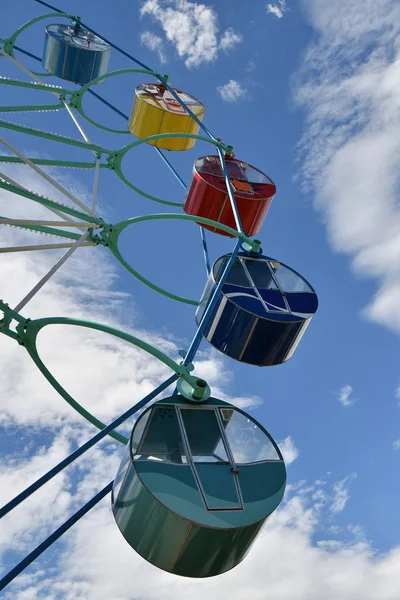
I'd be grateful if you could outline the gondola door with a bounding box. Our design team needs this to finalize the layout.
[178,408,243,511]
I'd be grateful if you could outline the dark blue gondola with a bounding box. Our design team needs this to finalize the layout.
[196,253,318,366]
[42,23,111,85]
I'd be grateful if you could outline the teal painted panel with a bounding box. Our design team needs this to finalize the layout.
[135,461,254,528]
[195,463,241,509]
[135,461,204,512]
[113,463,261,577]
[136,460,285,526]
[112,443,131,502]
[172,520,263,578]
[238,461,286,522]
[113,465,190,572]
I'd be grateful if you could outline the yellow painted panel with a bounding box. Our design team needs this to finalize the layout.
[129,84,205,151]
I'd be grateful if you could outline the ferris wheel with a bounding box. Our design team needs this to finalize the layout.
[0,0,318,589]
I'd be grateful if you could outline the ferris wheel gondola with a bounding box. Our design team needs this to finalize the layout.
[196,252,318,366]
[42,22,111,84]
[184,155,276,236]
[129,82,205,151]
[112,395,286,578]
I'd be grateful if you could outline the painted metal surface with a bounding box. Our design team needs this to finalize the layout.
[42,24,110,84]
[129,83,205,151]
[184,156,276,236]
[0,6,308,588]
[196,253,318,366]
[112,396,286,578]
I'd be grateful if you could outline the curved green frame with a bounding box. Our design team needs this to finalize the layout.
[1,12,74,58]
[0,177,103,227]
[112,133,228,207]
[69,68,155,133]
[0,117,229,208]
[105,213,253,306]
[4,315,206,444]
[0,77,71,113]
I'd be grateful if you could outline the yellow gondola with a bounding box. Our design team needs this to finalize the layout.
[129,83,205,151]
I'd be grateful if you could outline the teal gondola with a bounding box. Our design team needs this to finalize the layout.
[112,395,286,578]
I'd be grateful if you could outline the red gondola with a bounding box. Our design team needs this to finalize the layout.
[184,155,276,237]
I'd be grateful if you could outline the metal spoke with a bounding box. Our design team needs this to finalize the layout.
[0,218,99,228]
[0,241,95,253]
[0,169,75,223]
[0,49,101,216]
[91,157,101,213]
[0,135,94,215]
[0,48,94,148]
[13,230,91,312]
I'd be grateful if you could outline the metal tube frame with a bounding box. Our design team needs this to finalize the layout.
[0,374,177,519]
[12,229,91,312]
[0,241,95,253]
[183,238,242,366]
[0,482,113,592]
[6,48,213,273]
[3,10,244,232]
[0,0,265,588]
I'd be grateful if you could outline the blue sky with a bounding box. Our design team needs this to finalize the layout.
[1,0,400,598]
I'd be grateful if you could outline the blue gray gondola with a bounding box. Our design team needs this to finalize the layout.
[42,23,110,84]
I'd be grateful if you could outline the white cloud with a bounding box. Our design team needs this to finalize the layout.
[294,0,400,333]
[0,433,73,558]
[266,0,288,19]
[279,436,299,464]
[395,387,400,401]
[192,350,264,410]
[337,384,356,407]
[140,0,242,67]
[217,79,247,103]
[220,27,243,52]
[331,473,357,513]
[393,440,400,451]
[5,477,400,599]
[141,31,167,63]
